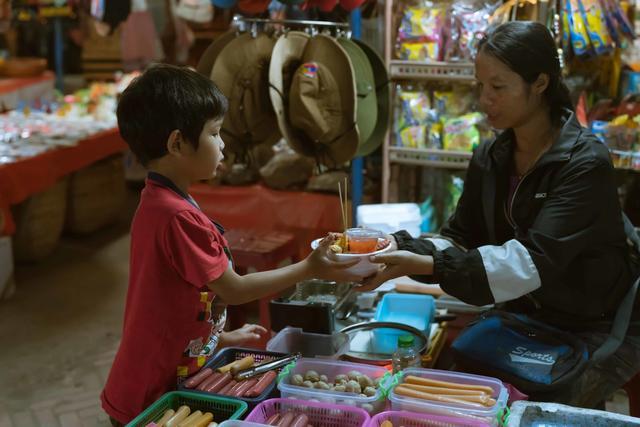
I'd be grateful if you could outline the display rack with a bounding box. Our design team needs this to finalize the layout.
[231,14,364,223]
[389,60,475,82]
[388,147,472,169]
[381,0,477,202]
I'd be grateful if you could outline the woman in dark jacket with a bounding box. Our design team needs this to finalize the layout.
[363,21,640,407]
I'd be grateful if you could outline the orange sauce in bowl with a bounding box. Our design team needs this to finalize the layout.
[348,237,379,254]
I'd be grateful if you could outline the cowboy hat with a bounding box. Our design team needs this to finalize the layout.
[337,37,377,152]
[353,39,390,156]
[195,31,235,77]
[287,34,359,165]
[212,33,280,157]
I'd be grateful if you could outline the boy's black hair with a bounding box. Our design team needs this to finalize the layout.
[117,64,228,166]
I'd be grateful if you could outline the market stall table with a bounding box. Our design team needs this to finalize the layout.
[190,183,343,260]
[0,128,127,235]
[0,71,55,110]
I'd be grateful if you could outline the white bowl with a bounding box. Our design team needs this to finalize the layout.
[310,237,393,277]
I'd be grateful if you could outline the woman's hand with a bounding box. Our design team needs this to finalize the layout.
[356,250,434,292]
[219,324,268,348]
[304,233,364,283]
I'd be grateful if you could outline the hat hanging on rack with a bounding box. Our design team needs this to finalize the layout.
[288,34,359,165]
[238,0,272,15]
[196,31,235,77]
[353,38,389,156]
[269,31,313,157]
[212,32,281,157]
[337,37,377,150]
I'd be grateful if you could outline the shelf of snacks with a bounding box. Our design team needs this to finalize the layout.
[382,0,493,201]
[388,146,472,169]
[389,60,475,82]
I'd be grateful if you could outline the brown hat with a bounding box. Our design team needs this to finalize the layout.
[195,31,235,77]
[269,31,312,157]
[287,35,358,165]
[212,33,280,156]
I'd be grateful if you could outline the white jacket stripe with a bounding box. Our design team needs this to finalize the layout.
[477,239,541,303]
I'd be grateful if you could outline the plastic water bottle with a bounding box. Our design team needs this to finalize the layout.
[392,335,421,373]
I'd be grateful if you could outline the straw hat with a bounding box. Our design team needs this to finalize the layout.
[212,33,280,156]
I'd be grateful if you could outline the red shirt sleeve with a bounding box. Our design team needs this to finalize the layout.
[163,210,229,287]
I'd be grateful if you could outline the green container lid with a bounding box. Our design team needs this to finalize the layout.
[398,335,415,348]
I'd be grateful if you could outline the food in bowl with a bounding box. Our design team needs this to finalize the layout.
[310,231,393,277]
[328,228,390,254]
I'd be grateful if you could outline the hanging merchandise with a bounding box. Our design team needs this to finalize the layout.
[174,0,213,23]
[285,34,359,165]
[353,39,390,156]
[120,0,164,72]
[196,31,235,77]
[337,37,378,149]
[269,31,312,158]
[212,32,281,159]
[446,0,499,62]
[396,1,448,61]
[563,0,634,57]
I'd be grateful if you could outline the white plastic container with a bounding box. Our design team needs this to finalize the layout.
[357,203,421,237]
[277,358,390,414]
[389,368,508,425]
[266,327,350,358]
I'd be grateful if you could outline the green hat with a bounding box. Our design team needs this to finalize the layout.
[354,39,390,156]
[336,37,377,153]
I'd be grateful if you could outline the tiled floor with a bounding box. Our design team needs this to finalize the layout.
[0,189,136,427]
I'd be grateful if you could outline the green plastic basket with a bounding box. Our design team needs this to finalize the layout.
[126,391,248,427]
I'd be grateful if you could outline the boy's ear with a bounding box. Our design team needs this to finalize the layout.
[166,130,182,156]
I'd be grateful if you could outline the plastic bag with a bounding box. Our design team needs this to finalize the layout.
[447,0,499,61]
[396,1,449,61]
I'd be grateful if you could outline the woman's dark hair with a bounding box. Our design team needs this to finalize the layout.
[478,21,573,125]
[117,64,228,166]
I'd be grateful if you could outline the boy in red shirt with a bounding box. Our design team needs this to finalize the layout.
[101,65,359,425]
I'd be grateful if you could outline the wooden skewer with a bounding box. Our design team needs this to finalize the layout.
[344,177,349,229]
[338,182,347,233]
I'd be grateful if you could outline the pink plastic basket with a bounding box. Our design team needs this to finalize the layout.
[245,398,371,427]
[368,411,492,427]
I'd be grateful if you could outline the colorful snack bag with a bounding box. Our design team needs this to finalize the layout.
[567,0,592,56]
[578,0,613,55]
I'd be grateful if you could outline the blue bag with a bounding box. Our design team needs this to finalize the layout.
[452,215,640,394]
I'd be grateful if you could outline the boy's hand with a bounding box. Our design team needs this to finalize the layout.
[219,324,268,347]
[305,234,364,283]
[356,251,433,292]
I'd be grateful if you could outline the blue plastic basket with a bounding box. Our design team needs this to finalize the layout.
[373,293,435,354]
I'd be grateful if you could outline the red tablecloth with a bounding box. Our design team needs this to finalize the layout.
[190,183,343,259]
[0,128,127,235]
